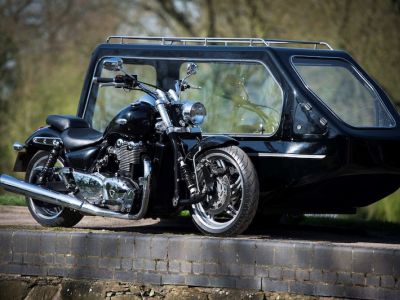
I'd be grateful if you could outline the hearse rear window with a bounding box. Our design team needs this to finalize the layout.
[180,61,283,135]
[293,57,395,128]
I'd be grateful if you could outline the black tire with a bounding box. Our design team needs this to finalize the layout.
[190,145,259,236]
[25,151,83,227]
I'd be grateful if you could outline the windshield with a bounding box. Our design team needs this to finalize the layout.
[180,61,283,135]
[293,57,395,128]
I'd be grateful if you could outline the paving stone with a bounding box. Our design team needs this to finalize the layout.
[168,260,180,273]
[255,265,269,277]
[181,261,192,273]
[151,236,168,260]
[167,237,185,261]
[295,269,310,282]
[86,234,102,256]
[156,260,168,272]
[40,233,57,255]
[192,262,204,274]
[262,278,289,292]
[220,240,239,264]
[268,267,282,280]
[282,268,295,280]
[274,242,294,267]
[352,248,373,274]
[289,281,314,295]
[351,272,366,286]
[161,273,186,285]
[70,234,86,254]
[241,264,255,276]
[134,235,152,259]
[314,283,344,298]
[365,273,380,287]
[118,236,135,258]
[336,272,352,285]
[373,249,394,275]
[293,243,312,269]
[185,274,209,287]
[204,263,217,275]
[378,287,400,300]
[208,275,236,289]
[380,275,395,288]
[255,242,274,266]
[235,277,261,290]
[55,233,70,254]
[313,245,351,272]
[102,235,119,257]
[344,285,378,299]
[201,239,220,263]
[12,231,28,253]
[114,270,137,282]
[137,272,161,285]
[184,238,203,262]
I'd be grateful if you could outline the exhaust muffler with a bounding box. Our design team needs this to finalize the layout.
[0,167,151,220]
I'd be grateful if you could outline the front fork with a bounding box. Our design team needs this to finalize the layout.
[155,89,202,207]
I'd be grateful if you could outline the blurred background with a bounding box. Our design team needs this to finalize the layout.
[0,0,399,222]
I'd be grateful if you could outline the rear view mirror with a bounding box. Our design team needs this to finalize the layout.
[103,57,123,72]
[186,62,198,76]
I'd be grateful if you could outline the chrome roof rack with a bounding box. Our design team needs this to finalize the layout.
[106,36,333,50]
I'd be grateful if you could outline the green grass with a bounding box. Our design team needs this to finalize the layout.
[0,194,26,206]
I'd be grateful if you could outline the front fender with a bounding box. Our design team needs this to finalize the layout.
[186,135,239,160]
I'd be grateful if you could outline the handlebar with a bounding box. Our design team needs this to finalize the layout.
[93,77,115,84]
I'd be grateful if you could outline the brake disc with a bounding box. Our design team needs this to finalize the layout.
[206,175,231,215]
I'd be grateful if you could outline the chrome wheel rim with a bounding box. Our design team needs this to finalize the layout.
[191,152,244,232]
[28,156,64,219]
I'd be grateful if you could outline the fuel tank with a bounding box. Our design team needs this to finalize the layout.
[104,100,156,140]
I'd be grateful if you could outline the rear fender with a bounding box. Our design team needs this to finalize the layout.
[186,135,239,160]
[13,126,62,172]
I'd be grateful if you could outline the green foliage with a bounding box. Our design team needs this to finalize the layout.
[356,189,400,223]
[0,194,26,206]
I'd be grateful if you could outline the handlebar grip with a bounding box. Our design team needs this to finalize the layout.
[94,77,114,84]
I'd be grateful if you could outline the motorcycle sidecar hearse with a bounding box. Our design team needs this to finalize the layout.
[11,36,400,225]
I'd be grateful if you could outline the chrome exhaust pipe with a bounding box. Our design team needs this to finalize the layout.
[0,160,151,220]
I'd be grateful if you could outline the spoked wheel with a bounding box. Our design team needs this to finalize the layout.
[26,151,83,227]
[191,146,259,236]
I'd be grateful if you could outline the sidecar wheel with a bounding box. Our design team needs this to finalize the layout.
[25,151,83,227]
[191,146,259,236]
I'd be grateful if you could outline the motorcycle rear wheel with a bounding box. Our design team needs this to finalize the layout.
[191,146,259,236]
[25,150,83,227]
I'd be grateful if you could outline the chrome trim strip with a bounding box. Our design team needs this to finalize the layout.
[247,153,326,159]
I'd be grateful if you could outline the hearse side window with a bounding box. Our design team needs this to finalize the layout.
[293,57,395,128]
[92,60,156,132]
[179,61,283,135]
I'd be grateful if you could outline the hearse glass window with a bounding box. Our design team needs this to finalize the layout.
[92,59,156,132]
[179,61,283,135]
[293,57,395,128]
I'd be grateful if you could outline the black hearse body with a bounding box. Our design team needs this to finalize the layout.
[75,37,400,216]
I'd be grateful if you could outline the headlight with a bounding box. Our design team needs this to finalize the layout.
[181,101,207,125]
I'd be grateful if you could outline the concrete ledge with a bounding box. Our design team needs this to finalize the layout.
[0,229,399,299]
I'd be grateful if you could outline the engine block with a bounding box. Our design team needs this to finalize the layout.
[113,139,145,173]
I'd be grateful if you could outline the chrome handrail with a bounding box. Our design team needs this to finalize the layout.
[106,36,333,50]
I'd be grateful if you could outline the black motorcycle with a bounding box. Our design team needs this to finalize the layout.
[0,58,258,236]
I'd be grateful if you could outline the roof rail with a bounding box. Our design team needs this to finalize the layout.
[106,36,333,50]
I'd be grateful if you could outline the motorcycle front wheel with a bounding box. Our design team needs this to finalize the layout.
[25,150,83,227]
[191,146,259,236]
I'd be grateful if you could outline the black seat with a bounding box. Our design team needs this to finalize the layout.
[46,115,90,131]
[61,128,103,150]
